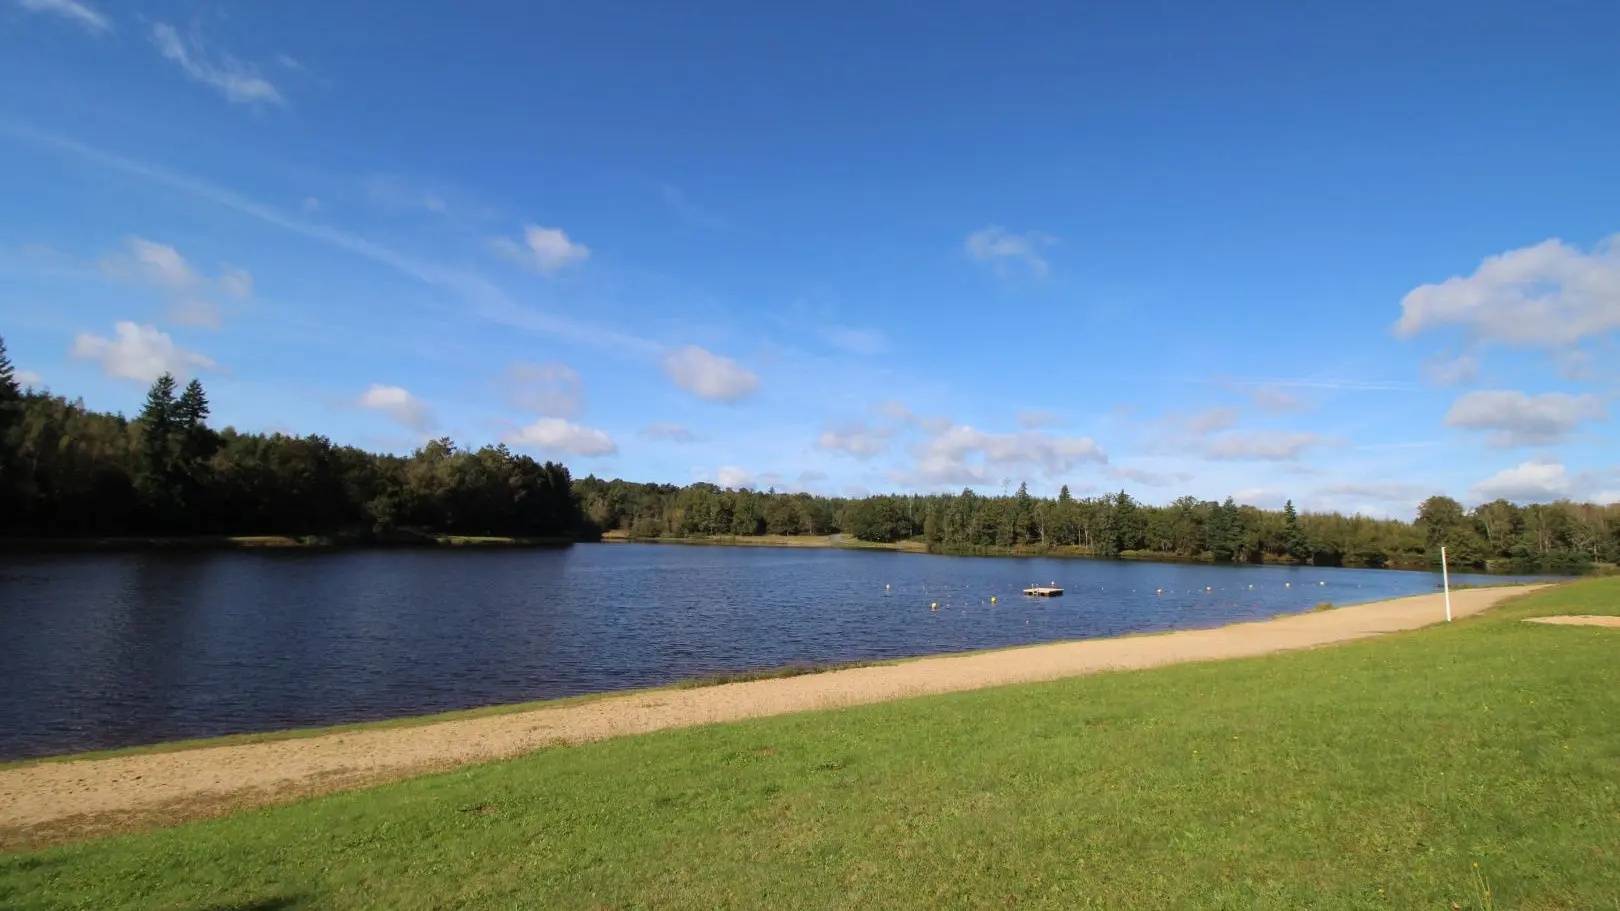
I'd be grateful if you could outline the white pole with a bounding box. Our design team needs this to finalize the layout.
[1441,545,1452,622]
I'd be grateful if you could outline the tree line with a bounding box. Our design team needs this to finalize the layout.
[575,478,1617,574]
[4,334,1614,570]
[0,336,586,540]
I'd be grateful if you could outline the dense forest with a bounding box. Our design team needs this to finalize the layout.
[574,477,1616,573]
[0,336,585,541]
[3,334,1614,571]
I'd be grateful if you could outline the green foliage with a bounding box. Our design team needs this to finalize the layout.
[0,362,586,540]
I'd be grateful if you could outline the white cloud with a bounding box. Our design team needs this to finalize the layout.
[1111,466,1192,488]
[1470,460,1578,504]
[1423,353,1479,386]
[717,466,754,489]
[639,422,696,443]
[1442,390,1607,447]
[275,53,303,70]
[99,236,252,328]
[14,368,43,387]
[1017,409,1062,428]
[301,196,321,212]
[816,420,895,459]
[497,362,581,417]
[1395,234,1620,347]
[70,321,217,382]
[965,226,1056,277]
[818,324,887,355]
[1315,482,1430,504]
[900,424,1107,486]
[16,0,109,32]
[1204,431,1324,461]
[1188,408,1240,435]
[150,23,283,105]
[491,225,590,275]
[1250,386,1309,413]
[504,417,618,457]
[662,345,759,403]
[357,384,434,432]
[1231,487,1287,509]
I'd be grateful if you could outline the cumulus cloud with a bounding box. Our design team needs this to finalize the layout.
[70,321,218,382]
[899,424,1107,486]
[99,236,252,327]
[16,0,109,32]
[1470,460,1580,503]
[504,417,617,457]
[1204,431,1324,461]
[357,384,433,432]
[1442,390,1607,447]
[1394,234,1620,347]
[639,422,696,443]
[150,22,284,105]
[717,466,754,489]
[662,345,759,403]
[491,224,590,275]
[1250,386,1310,413]
[14,368,44,387]
[496,362,581,417]
[816,420,895,459]
[1423,354,1479,386]
[964,225,1056,277]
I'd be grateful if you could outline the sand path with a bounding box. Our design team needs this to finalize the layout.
[0,584,1543,848]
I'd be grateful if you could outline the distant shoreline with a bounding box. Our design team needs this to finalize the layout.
[0,533,579,554]
[1,530,1584,576]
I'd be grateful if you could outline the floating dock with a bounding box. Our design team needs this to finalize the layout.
[1023,586,1064,597]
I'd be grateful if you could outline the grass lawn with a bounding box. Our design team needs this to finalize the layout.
[5,580,1619,910]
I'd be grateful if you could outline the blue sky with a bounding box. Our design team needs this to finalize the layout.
[2,0,1618,516]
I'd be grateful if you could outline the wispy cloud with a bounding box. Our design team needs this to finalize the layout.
[964,225,1056,277]
[504,418,618,457]
[1443,390,1607,448]
[98,236,252,327]
[16,0,109,32]
[0,124,662,355]
[149,22,283,105]
[660,184,725,228]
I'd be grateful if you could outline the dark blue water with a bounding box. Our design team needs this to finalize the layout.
[0,544,1548,759]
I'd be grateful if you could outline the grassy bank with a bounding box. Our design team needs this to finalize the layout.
[0,531,580,554]
[4,580,1617,908]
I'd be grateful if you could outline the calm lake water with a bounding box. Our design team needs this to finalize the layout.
[0,543,1550,760]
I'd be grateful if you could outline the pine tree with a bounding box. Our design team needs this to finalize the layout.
[0,334,17,402]
[1283,499,1311,563]
[1208,496,1241,562]
[137,373,180,518]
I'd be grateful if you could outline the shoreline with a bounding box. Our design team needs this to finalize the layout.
[0,533,580,554]
[0,583,1547,849]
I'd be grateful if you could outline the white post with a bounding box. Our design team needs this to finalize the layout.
[1441,545,1452,622]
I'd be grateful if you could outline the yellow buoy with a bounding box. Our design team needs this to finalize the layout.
[990,596,997,604]
[1206,586,1212,592]
[1248,584,1254,589]
[1156,588,1163,595]
[1285,582,1291,588]
[930,602,938,611]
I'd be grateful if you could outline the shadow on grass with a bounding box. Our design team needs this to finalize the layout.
[199,897,307,911]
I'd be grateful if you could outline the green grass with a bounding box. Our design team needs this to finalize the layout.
[5,580,1620,909]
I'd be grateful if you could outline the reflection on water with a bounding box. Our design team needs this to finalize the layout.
[0,544,1548,759]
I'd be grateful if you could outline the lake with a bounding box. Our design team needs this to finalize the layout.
[0,543,1549,760]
